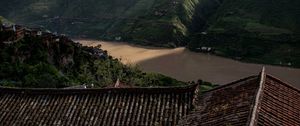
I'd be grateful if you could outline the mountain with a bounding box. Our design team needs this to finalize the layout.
[1,0,299,67]
[1,0,299,44]
[0,0,196,47]
[187,0,300,67]
[190,0,300,33]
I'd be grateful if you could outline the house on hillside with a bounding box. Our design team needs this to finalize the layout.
[24,27,44,37]
[0,68,299,125]
[0,24,25,41]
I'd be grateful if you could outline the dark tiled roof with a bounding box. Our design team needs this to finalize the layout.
[1,68,299,126]
[178,76,260,126]
[0,85,198,126]
[179,68,300,126]
[256,75,300,125]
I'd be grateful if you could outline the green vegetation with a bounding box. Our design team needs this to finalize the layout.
[188,33,300,68]
[207,0,300,33]
[187,0,300,68]
[201,83,217,92]
[0,0,191,47]
[0,16,13,25]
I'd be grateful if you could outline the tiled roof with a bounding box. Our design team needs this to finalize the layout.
[178,76,260,126]
[179,68,300,126]
[0,85,198,126]
[0,68,299,126]
[256,75,300,125]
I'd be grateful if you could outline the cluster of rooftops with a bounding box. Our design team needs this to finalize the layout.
[1,24,67,43]
[0,68,299,126]
[0,24,67,41]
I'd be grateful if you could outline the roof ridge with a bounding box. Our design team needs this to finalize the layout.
[248,67,266,126]
[0,84,199,94]
[202,75,258,94]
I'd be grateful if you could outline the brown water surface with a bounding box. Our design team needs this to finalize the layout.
[79,40,300,88]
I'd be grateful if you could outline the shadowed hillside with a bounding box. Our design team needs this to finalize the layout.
[187,0,300,67]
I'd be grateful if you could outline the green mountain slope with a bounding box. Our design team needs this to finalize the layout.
[1,0,299,42]
[187,0,300,67]
[0,16,13,25]
[0,0,195,47]
[207,0,300,34]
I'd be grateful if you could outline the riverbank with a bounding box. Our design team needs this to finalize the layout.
[78,40,300,88]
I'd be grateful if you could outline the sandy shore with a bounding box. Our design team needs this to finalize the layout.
[78,40,300,88]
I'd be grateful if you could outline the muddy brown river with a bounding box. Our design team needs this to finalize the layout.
[79,40,300,88]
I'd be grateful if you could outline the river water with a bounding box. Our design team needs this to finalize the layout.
[79,40,300,88]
